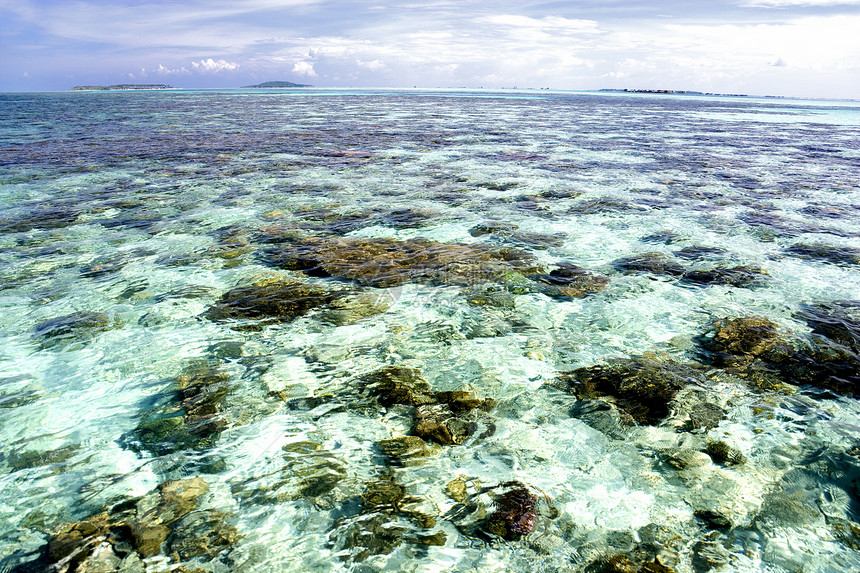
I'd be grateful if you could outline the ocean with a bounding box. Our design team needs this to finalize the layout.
[1,88,859,572]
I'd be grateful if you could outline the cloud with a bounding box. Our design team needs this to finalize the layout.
[191,58,239,72]
[155,64,190,75]
[357,59,385,71]
[292,61,317,77]
[479,14,601,32]
[2,0,858,97]
[738,0,860,6]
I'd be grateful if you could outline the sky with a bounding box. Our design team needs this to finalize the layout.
[1,0,859,98]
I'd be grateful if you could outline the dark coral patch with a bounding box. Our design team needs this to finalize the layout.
[612,253,685,277]
[206,280,334,326]
[264,236,543,288]
[681,265,769,288]
[559,357,706,425]
[784,243,860,266]
[483,481,540,540]
[530,262,610,298]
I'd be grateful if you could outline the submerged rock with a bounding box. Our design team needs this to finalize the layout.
[34,311,116,347]
[133,477,209,557]
[530,262,610,298]
[331,513,407,562]
[570,198,638,214]
[80,255,129,279]
[317,291,390,325]
[360,366,435,408]
[699,316,782,369]
[483,481,540,541]
[40,477,235,569]
[206,280,334,327]
[799,204,857,220]
[298,206,439,235]
[359,367,495,445]
[7,443,81,471]
[230,444,347,506]
[128,362,233,456]
[263,235,543,288]
[330,476,439,562]
[783,243,860,266]
[413,403,474,445]
[640,231,682,245]
[694,509,734,531]
[464,284,518,309]
[697,308,860,396]
[674,246,728,260]
[692,535,732,572]
[681,265,769,288]
[588,554,677,573]
[469,221,519,237]
[559,356,706,425]
[435,390,495,413]
[445,480,548,542]
[798,300,860,350]
[445,476,469,503]
[376,435,441,461]
[703,441,746,466]
[612,253,685,277]
[683,402,725,432]
[788,301,860,395]
[47,512,119,565]
[412,389,495,446]
[167,509,239,561]
[504,230,567,250]
[0,204,80,233]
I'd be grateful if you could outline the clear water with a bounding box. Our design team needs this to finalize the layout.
[1,89,859,572]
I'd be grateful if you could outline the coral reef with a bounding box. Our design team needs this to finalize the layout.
[559,356,706,425]
[39,477,238,571]
[263,235,543,288]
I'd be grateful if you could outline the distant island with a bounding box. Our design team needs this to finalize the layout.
[241,81,312,88]
[600,88,756,97]
[71,84,174,91]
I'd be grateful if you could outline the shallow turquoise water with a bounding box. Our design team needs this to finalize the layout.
[1,89,859,572]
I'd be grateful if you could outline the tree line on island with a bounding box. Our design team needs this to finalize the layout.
[71,81,312,91]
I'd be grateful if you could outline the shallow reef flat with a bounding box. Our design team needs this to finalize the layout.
[1,89,860,572]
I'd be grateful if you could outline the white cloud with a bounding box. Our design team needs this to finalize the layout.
[292,61,317,77]
[357,59,385,71]
[3,0,858,97]
[480,14,601,32]
[191,58,239,72]
[658,16,860,72]
[155,64,190,75]
[738,0,860,6]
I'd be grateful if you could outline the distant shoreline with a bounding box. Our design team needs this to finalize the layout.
[598,88,784,99]
[241,81,313,88]
[71,84,175,91]
[52,86,855,102]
